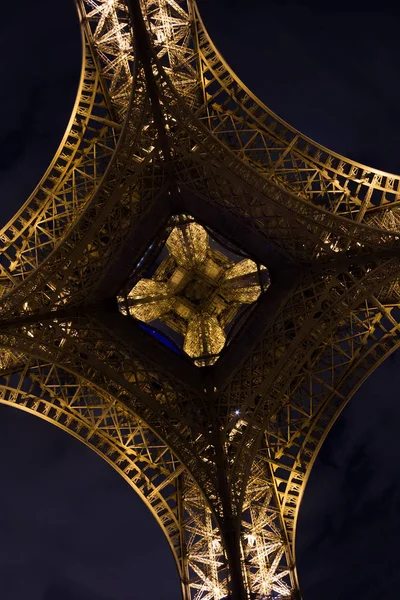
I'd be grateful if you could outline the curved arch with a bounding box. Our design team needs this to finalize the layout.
[291,302,400,548]
[0,0,201,315]
[0,301,348,597]
[143,0,400,229]
[137,14,400,266]
[221,255,400,489]
[0,358,184,565]
[0,321,216,503]
[240,299,400,597]
[0,0,135,314]
[190,3,400,226]
[0,355,232,600]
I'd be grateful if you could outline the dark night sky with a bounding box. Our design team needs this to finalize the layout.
[1,1,400,598]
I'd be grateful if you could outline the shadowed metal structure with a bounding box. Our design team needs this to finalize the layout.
[1,1,400,598]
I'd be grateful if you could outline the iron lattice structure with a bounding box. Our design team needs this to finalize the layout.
[1,1,400,598]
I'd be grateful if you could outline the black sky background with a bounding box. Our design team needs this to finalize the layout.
[1,1,400,598]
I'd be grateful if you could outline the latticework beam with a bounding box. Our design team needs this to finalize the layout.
[1,1,400,599]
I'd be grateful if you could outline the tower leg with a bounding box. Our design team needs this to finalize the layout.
[222,517,248,600]
[214,433,248,600]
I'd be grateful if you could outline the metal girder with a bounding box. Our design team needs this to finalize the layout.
[1,1,400,599]
[190,4,400,224]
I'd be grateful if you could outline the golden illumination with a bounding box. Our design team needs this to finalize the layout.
[222,259,267,303]
[5,0,390,599]
[166,221,208,268]
[119,217,269,366]
[127,279,173,322]
[184,313,226,367]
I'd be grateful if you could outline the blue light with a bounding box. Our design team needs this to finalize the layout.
[138,322,182,355]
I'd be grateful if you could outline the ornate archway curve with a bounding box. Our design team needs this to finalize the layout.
[245,300,400,573]
[0,356,186,571]
[291,302,400,549]
[0,1,134,302]
[0,348,231,600]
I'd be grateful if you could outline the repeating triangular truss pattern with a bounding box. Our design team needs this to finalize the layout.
[1,1,400,599]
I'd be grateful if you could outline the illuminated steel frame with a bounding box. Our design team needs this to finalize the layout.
[117,213,270,367]
[0,1,400,599]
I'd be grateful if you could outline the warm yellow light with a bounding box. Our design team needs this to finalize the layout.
[119,217,269,366]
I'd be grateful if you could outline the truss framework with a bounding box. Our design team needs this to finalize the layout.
[0,1,399,599]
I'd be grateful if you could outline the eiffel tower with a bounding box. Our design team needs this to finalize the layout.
[2,1,399,598]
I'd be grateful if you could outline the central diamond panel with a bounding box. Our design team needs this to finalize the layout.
[118,215,270,366]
